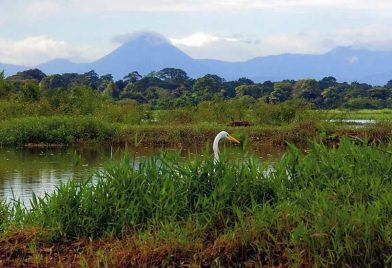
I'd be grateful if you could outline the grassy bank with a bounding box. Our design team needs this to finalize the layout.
[0,115,391,150]
[0,116,117,145]
[0,95,391,147]
[317,108,392,120]
[0,115,314,146]
[1,139,392,266]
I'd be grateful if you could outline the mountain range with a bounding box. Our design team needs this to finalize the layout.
[1,32,392,85]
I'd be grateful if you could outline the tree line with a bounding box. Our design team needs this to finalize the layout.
[1,67,392,109]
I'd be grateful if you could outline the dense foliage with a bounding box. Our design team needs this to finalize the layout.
[3,139,392,266]
[2,68,392,266]
[2,68,392,110]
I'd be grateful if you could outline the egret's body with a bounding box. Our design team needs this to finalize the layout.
[213,131,240,162]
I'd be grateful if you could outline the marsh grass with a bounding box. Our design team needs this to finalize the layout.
[0,114,321,147]
[0,116,116,145]
[0,106,390,149]
[21,149,274,239]
[2,139,392,266]
[327,108,392,120]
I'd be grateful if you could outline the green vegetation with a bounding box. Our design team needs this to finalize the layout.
[323,108,392,120]
[1,139,392,266]
[0,68,392,147]
[1,68,392,266]
[0,116,115,145]
[3,68,392,111]
[0,68,391,266]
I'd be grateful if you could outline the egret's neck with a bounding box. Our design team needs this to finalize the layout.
[213,132,224,163]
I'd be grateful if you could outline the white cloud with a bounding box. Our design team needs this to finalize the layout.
[170,33,224,47]
[261,33,326,55]
[3,0,392,14]
[63,0,392,12]
[171,32,258,61]
[0,36,110,65]
[256,24,392,56]
[170,25,392,61]
[3,24,392,65]
[112,31,170,44]
[25,1,61,16]
[0,0,62,25]
[219,0,392,11]
[335,25,392,50]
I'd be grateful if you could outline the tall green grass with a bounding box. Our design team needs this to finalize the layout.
[22,150,274,238]
[0,114,322,146]
[3,139,392,266]
[0,116,117,145]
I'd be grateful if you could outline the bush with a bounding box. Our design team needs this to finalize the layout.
[0,116,116,145]
[4,139,392,266]
[254,100,310,125]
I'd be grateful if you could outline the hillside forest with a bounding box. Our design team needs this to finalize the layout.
[1,67,392,111]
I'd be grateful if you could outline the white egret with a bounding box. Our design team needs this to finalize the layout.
[213,131,240,162]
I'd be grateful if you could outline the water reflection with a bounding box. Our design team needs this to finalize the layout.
[329,119,377,125]
[0,144,285,207]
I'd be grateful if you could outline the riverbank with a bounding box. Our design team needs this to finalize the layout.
[324,108,392,120]
[0,116,391,148]
[1,139,392,267]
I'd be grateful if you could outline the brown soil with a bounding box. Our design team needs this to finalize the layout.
[0,228,297,268]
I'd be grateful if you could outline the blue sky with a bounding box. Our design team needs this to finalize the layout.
[1,0,392,65]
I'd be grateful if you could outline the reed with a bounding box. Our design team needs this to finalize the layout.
[2,139,392,266]
[0,116,116,145]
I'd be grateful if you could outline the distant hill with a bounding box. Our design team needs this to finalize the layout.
[2,32,392,85]
[0,63,26,76]
[38,59,89,74]
[197,47,392,85]
[89,33,210,78]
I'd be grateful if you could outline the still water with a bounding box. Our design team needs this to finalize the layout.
[0,144,285,206]
[329,119,377,125]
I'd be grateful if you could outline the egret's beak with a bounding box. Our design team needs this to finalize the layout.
[227,135,240,144]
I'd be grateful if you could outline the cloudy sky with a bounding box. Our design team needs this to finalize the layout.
[1,0,392,65]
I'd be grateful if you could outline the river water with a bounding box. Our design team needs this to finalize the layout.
[0,144,285,206]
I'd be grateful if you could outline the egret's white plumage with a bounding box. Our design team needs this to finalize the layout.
[213,131,240,163]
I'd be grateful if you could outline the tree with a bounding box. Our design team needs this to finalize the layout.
[0,70,8,97]
[263,80,274,87]
[321,86,344,109]
[173,92,198,108]
[193,74,223,92]
[292,79,321,102]
[123,71,142,84]
[237,77,254,85]
[157,68,188,83]
[269,82,293,103]
[98,74,114,92]
[235,84,268,99]
[102,82,120,99]
[344,81,371,99]
[69,85,102,114]
[61,73,80,88]
[8,68,46,81]
[133,76,163,93]
[80,70,99,90]
[229,96,256,120]
[39,75,67,94]
[385,80,392,89]
[21,81,40,101]
[193,74,224,100]
[369,87,390,100]
[220,81,238,98]
[344,97,383,109]
[318,76,337,90]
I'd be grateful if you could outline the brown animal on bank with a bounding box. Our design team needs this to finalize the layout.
[227,121,252,127]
